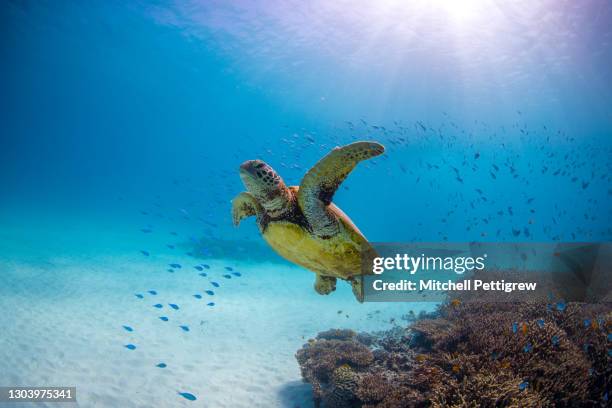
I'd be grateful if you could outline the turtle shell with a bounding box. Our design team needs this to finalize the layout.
[262,200,372,280]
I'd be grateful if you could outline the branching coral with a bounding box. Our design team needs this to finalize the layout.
[295,301,611,407]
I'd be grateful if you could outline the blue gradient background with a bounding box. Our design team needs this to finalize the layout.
[2,0,611,243]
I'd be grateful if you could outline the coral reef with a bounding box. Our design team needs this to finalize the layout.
[296,301,611,407]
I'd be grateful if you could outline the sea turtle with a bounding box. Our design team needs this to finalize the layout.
[231,141,384,302]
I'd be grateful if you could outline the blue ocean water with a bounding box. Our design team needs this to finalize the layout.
[1,1,611,407]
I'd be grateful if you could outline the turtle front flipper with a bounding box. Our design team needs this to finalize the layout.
[232,192,263,226]
[314,274,337,295]
[297,141,384,238]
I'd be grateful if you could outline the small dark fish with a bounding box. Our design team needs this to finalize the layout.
[205,290,214,296]
[523,342,532,353]
[232,272,242,277]
[135,294,144,299]
[159,316,169,321]
[178,392,197,401]
[551,335,560,346]
[519,381,528,391]
[167,269,175,273]
[169,263,182,269]
[153,304,163,309]
[225,266,233,271]
[211,282,220,287]
[199,272,208,277]
[122,325,134,332]
[207,302,215,307]
[179,325,190,332]
[193,294,202,299]
[148,290,157,295]
[202,264,210,269]
[166,244,175,249]
[140,228,153,233]
[140,250,150,256]
[194,266,203,271]
[125,344,136,350]
[156,363,167,368]
[169,303,179,310]
[223,274,232,279]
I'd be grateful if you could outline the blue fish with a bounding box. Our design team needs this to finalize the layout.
[223,274,232,279]
[232,272,242,277]
[512,322,518,334]
[140,250,150,256]
[556,301,566,311]
[193,294,202,299]
[125,344,136,350]
[167,269,175,273]
[140,228,152,233]
[169,303,179,310]
[153,304,163,309]
[159,316,169,321]
[180,325,190,332]
[202,264,210,269]
[207,302,215,307]
[551,335,560,346]
[536,319,544,328]
[211,282,220,288]
[135,294,144,299]
[178,392,197,401]
[169,263,182,269]
[122,325,134,332]
[205,290,214,296]
[608,333,612,341]
[199,272,208,277]
[523,343,532,353]
[156,363,167,368]
[194,266,203,271]
[148,290,157,295]
[167,244,175,249]
[225,266,233,271]
[583,319,591,327]
[519,381,528,391]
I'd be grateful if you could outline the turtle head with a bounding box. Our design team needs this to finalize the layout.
[239,160,292,217]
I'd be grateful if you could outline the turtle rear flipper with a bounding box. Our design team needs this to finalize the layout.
[314,274,337,295]
[231,192,263,226]
[350,278,364,303]
[298,142,384,238]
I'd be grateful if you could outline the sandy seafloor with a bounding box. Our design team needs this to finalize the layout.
[0,209,435,408]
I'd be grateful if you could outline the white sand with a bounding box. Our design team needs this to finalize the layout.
[0,214,434,407]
